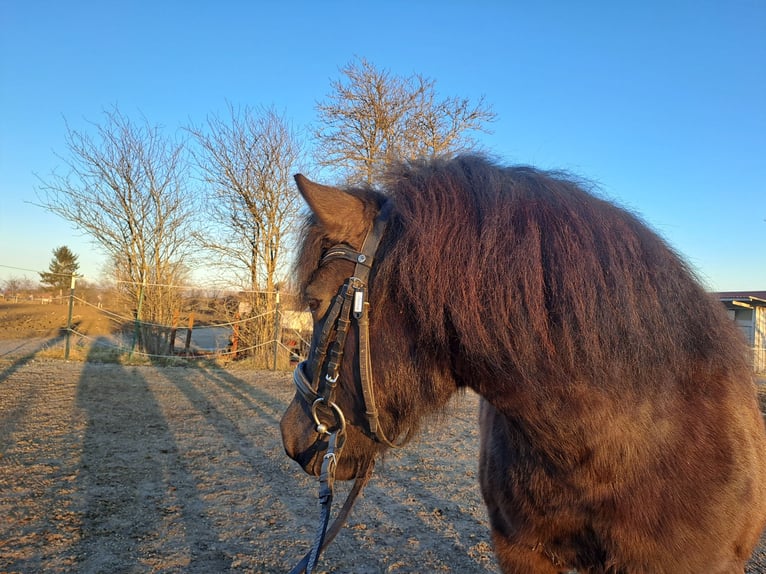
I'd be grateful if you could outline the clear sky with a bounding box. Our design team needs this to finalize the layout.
[1,0,764,291]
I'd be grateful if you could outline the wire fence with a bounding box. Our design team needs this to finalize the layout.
[59,295,312,368]
[4,265,765,373]
[0,276,311,368]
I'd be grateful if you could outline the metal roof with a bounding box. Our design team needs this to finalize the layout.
[716,291,766,307]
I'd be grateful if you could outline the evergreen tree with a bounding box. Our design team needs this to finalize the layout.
[39,246,80,292]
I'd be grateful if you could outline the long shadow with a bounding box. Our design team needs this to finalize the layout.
[159,363,299,494]
[0,334,67,455]
[74,338,231,572]
[0,334,65,382]
[151,361,323,572]
[195,364,289,427]
[184,364,496,572]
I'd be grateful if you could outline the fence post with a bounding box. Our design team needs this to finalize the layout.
[129,279,146,358]
[184,312,195,355]
[168,309,179,354]
[272,289,281,370]
[64,274,77,360]
[231,313,240,358]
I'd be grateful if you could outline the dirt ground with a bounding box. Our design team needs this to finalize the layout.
[1,303,766,573]
[0,344,496,573]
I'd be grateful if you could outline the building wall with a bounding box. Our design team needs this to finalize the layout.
[755,307,766,373]
[725,305,766,373]
[731,308,755,345]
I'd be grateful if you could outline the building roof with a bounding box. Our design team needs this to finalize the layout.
[716,291,766,307]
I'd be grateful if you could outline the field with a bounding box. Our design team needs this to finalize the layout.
[1,302,765,573]
[0,301,115,341]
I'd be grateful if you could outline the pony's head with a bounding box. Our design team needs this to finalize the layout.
[279,174,413,480]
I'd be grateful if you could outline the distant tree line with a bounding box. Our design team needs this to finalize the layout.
[33,57,496,358]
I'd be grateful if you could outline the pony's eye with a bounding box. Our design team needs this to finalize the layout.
[307,299,320,313]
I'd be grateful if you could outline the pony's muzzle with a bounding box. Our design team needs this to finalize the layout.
[280,397,326,476]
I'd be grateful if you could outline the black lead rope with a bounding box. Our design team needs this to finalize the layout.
[306,430,340,572]
[288,430,342,574]
[287,443,375,574]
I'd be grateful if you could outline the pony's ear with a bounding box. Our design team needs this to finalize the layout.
[294,174,368,243]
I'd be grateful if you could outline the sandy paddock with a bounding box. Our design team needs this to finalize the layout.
[1,339,764,573]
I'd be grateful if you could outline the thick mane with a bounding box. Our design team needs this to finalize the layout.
[376,155,748,388]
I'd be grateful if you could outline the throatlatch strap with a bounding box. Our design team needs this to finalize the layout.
[356,300,402,448]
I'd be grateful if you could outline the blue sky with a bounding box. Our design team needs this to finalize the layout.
[1,0,764,291]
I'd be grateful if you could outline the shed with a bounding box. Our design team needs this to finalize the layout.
[717,291,766,373]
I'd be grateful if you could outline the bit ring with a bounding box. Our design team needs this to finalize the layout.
[311,398,346,436]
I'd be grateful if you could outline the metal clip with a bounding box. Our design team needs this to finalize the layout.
[323,451,337,464]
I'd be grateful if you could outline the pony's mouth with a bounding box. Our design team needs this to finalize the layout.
[293,445,363,481]
[293,448,323,476]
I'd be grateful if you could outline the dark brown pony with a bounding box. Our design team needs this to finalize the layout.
[280,155,766,573]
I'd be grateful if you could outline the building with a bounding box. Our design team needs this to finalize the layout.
[717,292,766,373]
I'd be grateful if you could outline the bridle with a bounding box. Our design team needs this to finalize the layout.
[292,204,401,449]
[288,204,403,574]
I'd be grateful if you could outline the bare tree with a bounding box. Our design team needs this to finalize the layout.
[2,276,38,301]
[188,105,304,294]
[314,57,497,185]
[36,106,198,353]
[188,105,305,363]
[406,91,496,160]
